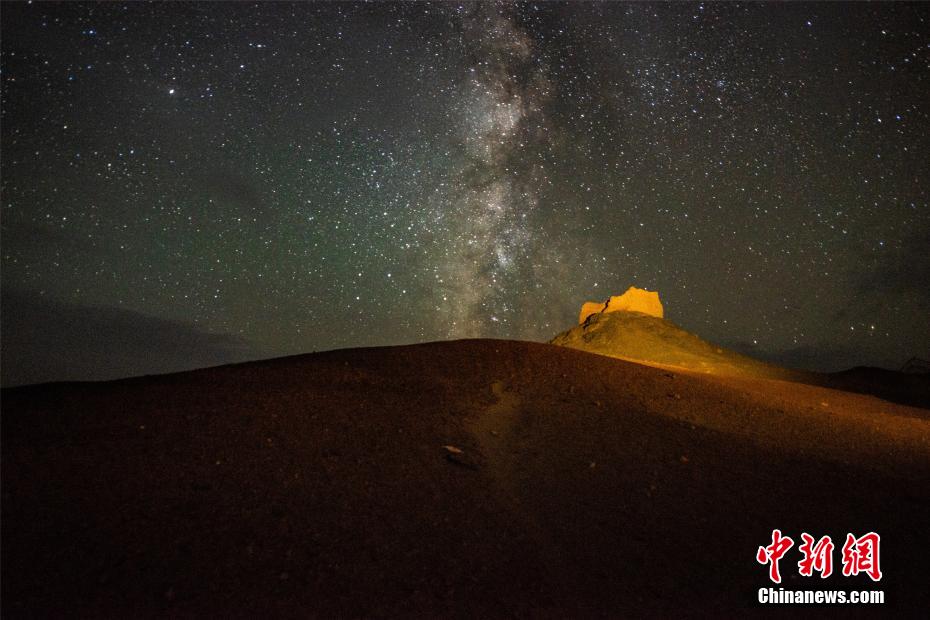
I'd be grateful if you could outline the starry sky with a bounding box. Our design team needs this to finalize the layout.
[2,1,929,386]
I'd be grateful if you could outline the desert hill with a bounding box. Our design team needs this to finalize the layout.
[3,339,929,616]
[552,308,802,381]
[552,297,930,409]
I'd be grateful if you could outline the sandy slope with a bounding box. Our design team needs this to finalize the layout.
[551,309,930,409]
[3,339,929,617]
[551,310,801,380]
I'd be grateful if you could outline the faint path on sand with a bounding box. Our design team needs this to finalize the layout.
[467,380,521,469]
[464,380,586,602]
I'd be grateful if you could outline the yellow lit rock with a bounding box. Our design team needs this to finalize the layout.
[578,286,664,324]
[579,301,607,324]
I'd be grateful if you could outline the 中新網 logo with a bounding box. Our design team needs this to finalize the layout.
[756,530,881,583]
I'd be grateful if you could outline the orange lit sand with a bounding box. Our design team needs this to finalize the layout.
[3,340,928,616]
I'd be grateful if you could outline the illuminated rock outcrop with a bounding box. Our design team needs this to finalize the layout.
[578,286,664,324]
[556,293,797,380]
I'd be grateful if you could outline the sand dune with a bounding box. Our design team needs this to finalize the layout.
[3,340,929,616]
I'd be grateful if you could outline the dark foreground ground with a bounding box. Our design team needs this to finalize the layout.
[3,340,929,617]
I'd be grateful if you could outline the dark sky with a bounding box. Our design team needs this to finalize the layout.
[2,1,928,386]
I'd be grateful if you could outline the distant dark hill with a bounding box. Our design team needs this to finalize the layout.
[551,310,930,409]
[3,340,929,617]
[825,366,930,411]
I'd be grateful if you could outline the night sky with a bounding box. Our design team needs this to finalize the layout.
[2,1,928,386]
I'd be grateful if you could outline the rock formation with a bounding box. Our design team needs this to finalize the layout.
[556,289,798,380]
[579,301,608,325]
[578,286,664,324]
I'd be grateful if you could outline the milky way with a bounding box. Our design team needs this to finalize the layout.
[434,3,554,337]
[1,1,928,385]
